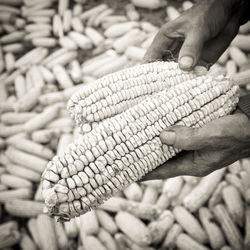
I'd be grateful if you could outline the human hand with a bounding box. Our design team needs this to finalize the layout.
[141,111,250,181]
[144,0,249,70]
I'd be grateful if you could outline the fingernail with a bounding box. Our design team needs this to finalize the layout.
[180,56,194,69]
[160,131,176,145]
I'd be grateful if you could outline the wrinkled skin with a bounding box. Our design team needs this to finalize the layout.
[142,111,250,180]
[144,0,249,70]
[142,0,250,180]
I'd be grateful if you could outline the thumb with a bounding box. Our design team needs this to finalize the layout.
[178,29,206,70]
[160,126,206,150]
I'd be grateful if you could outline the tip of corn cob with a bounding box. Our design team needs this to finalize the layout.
[41,62,239,221]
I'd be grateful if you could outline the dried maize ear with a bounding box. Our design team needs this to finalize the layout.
[176,233,210,250]
[24,104,60,132]
[0,174,32,189]
[163,176,183,200]
[64,218,78,238]
[97,228,118,250]
[183,168,225,212]
[1,112,37,125]
[0,188,32,203]
[34,182,43,201]
[53,218,69,250]
[208,181,227,209]
[199,207,225,249]
[171,181,196,207]
[141,186,158,204]
[19,230,37,250]
[213,204,243,250]
[148,210,174,244]
[222,185,244,227]
[6,146,48,173]
[99,196,162,220]
[5,199,44,217]
[104,21,139,38]
[229,46,248,67]
[245,206,250,249]
[43,66,238,221]
[79,210,99,235]
[36,214,58,250]
[0,221,21,249]
[231,34,250,51]
[83,235,107,250]
[173,206,208,244]
[115,211,152,246]
[131,0,166,10]
[27,218,42,249]
[6,137,54,160]
[96,209,118,234]
[225,173,245,196]
[123,182,143,202]
[221,246,233,250]
[68,61,196,126]
[155,192,170,210]
[162,223,183,249]
[126,4,140,21]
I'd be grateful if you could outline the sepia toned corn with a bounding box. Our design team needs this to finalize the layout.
[42,63,239,221]
[67,61,197,127]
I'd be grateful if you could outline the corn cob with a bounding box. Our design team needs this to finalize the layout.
[115,211,152,246]
[0,174,32,189]
[0,221,21,248]
[42,63,238,221]
[156,192,170,210]
[183,168,225,212]
[114,233,155,250]
[245,206,250,249]
[173,206,208,244]
[199,207,225,249]
[95,196,162,220]
[6,146,48,173]
[97,228,118,250]
[208,181,227,209]
[171,181,196,207]
[27,218,42,249]
[96,209,118,234]
[79,210,99,235]
[212,204,243,250]
[5,199,44,217]
[68,61,196,126]
[148,210,174,244]
[53,218,69,250]
[125,4,140,21]
[36,214,58,250]
[141,186,158,204]
[19,230,37,250]
[176,233,210,250]
[163,176,183,201]
[64,218,78,238]
[162,223,183,249]
[222,185,244,227]
[83,235,107,250]
[123,182,143,201]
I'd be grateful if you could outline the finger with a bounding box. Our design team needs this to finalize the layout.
[143,32,174,63]
[160,112,250,151]
[143,22,183,63]
[178,29,206,70]
[140,151,195,181]
[160,126,208,150]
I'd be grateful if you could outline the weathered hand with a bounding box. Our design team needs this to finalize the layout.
[142,110,250,180]
[144,0,249,70]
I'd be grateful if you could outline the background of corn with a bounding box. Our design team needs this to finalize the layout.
[0,0,250,250]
